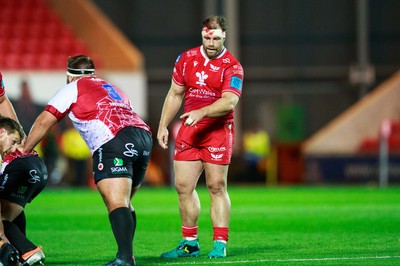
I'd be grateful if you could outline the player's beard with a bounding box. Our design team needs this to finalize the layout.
[204,46,224,59]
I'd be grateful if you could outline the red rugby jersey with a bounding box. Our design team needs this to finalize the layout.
[172,46,244,124]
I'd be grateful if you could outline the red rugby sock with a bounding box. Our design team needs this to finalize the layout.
[213,227,229,242]
[182,225,198,240]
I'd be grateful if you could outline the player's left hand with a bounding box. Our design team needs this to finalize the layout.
[180,109,205,126]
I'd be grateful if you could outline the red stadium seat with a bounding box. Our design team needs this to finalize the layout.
[36,52,55,70]
[2,53,21,70]
[57,37,75,54]
[388,135,400,153]
[0,8,13,23]
[25,38,42,54]
[358,120,400,154]
[0,23,13,38]
[389,121,400,136]
[0,0,97,70]
[357,138,379,154]
[15,8,31,23]
[20,53,39,69]
[43,38,58,53]
[7,38,25,53]
[10,23,30,39]
[0,39,7,52]
[53,53,69,69]
[27,23,44,38]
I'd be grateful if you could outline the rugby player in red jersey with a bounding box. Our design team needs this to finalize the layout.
[157,15,244,259]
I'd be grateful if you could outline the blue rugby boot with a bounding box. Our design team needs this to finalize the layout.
[160,239,200,258]
[208,241,227,258]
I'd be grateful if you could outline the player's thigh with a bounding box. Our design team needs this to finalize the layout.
[97,177,132,210]
[204,162,229,188]
[173,160,203,192]
[0,200,23,221]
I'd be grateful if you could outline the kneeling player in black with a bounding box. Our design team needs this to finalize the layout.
[0,117,48,265]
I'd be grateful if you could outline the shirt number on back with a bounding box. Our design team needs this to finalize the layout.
[102,84,122,100]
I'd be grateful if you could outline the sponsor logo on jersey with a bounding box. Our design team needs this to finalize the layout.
[114,158,123,166]
[123,143,138,157]
[98,163,104,171]
[28,169,41,183]
[210,64,220,72]
[12,193,25,200]
[230,76,242,91]
[208,146,226,152]
[175,54,182,64]
[109,102,130,108]
[0,174,8,191]
[232,64,244,75]
[187,50,198,57]
[188,88,216,98]
[222,58,231,64]
[98,148,103,163]
[211,153,224,160]
[195,71,208,86]
[17,186,28,194]
[194,61,198,67]
[111,166,129,175]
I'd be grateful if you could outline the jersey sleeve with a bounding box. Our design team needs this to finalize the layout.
[222,62,244,97]
[45,82,78,121]
[172,54,186,86]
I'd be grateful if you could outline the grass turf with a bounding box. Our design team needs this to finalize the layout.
[23,185,400,265]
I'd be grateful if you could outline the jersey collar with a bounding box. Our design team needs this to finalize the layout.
[200,45,227,60]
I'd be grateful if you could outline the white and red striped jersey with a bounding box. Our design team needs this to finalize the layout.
[172,45,244,124]
[45,76,150,154]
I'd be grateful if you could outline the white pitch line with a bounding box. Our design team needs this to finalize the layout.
[158,255,400,265]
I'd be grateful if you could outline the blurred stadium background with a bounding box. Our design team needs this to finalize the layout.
[2,0,400,187]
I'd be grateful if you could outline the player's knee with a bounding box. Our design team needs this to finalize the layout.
[103,197,130,213]
[207,182,226,195]
[175,180,196,195]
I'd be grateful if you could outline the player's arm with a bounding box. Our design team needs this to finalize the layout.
[200,91,239,118]
[23,111,58,152]
[180,91,239,126]
[0,94,18,122]
[157,81,185,149]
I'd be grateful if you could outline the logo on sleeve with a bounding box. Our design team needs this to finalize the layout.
[230,76,242,91]
[175,54,182,64]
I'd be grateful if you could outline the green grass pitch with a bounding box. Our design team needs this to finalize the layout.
[24,185,400,265]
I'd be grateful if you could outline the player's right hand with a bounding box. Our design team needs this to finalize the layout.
[157,127,169,149]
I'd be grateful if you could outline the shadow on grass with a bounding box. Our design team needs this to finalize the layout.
[137,245,272,265]
[46,258,110,265]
